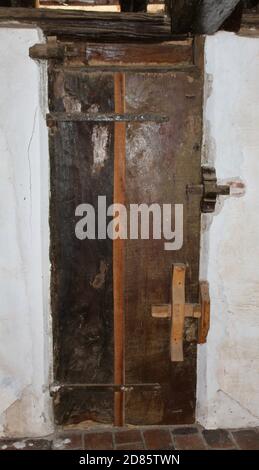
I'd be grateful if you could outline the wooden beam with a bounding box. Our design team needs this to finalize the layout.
[6,1,36,6]
[167,0,197,34]
[168,0,242,34]
[30,40,194,66]
[243,0,259,8]
[195,0,241,33]
[0,7,173,41]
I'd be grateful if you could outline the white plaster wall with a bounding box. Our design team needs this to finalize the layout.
[197,32,259,429]
[0,28,53,437]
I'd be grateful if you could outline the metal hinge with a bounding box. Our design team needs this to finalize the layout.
[49,383,161,397]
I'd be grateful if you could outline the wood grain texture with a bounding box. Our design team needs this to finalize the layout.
[113,72,126,426]
[47,40,204,426]
[124,63,203,425]
[0,7,172,41]
[83,42,193,66]
[30,41,193,66]
[171,264,186,362]
[49,69,115,425]
[198,281,210,344]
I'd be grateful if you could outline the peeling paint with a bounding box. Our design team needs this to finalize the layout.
[0,27,53,438]
[91,125,109,173]
[53,438,71,449]
[63,95,82,113]
[13,441,26,449]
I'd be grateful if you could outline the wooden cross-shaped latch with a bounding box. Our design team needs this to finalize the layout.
[151,264,210,362]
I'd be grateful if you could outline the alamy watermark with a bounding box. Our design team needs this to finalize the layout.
[75,196,183,251]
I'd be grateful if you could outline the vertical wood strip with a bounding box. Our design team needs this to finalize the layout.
[171,264,186,362]
[114,72,126,426]
[198,281,210,344]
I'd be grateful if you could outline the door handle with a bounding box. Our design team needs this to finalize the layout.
[151,264,210,362]
[187,166,230,213]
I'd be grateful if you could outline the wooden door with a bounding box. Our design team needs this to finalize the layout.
[46,39,203,426]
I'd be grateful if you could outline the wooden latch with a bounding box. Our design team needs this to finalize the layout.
[187,166,230,213]
[151,264,210,362]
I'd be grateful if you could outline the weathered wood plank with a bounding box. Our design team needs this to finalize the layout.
[0,7,167,20]
[41,0,120,4]
[84,41,193,65]
[195,0,241,33]
[167,0,197,34]
[124,63,203,424]
[242,11,259,27]
[0,7,173,41]
[30,41,193,66]
[1,1,35,6]
[40,0,165,4]
[49,70,115,425]
[198,281,210,344]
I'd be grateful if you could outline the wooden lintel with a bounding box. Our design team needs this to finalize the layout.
[30,41,194,66]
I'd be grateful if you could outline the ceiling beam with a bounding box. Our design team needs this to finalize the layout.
[3,1,35,6]
[167,0,243,34]
[195,0,241,33]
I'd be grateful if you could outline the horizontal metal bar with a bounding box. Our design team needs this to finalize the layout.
[50,382,161,396]
[47,112,169,124]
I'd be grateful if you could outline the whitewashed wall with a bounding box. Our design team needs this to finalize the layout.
[197,33,259,429]
[0,28,53,437]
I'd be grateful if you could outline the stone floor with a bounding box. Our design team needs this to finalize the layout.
[0,425,259,450]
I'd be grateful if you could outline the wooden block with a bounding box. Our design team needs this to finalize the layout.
[185,303,201,318]
[171,264,186,362]
[152,304,171,318]
[184,303,194,317]
[198,281,210,344]
[152,302,201,319]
